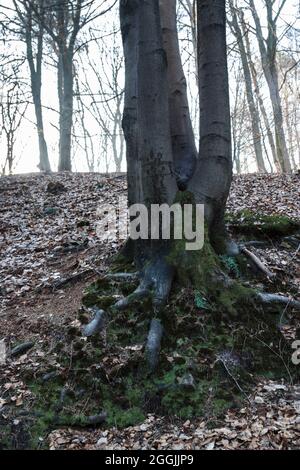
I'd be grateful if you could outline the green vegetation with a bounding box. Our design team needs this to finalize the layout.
[15,198,299,447]
[226,210,300,238]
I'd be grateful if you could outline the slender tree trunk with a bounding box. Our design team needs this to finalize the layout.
[7,132,14,174]
[242,22,279,172]
[249,0,291,173]
[137,0,176,208]
[24,5,51,173]
[32,86,50,172]
[229,5,265,172]
[159,0,197,188]
[189,0,232,251]
[267,65,291,173]
[120,0,140,207]
[58,51,74,171]
[284,85,296,171]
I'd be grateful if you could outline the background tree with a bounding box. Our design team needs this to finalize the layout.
[229,1,266,172]
[13,0,51,172]
[30,0,117,171]
[78,23,125,172]
[249,0,291,173]
[0,78,28,175]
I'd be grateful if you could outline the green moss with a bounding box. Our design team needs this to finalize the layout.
[110,251,135,273]
[18,202,299,444]
[226,210,300,238]
[104,402,145,428]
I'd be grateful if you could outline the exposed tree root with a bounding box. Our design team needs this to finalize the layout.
[82,258,174,371]
[83,307,107,337]
[257,292,300,310]
[145,319,164,372]
[142,257,174,310]
[104,272,139,282]
[81,227,299,382]
[113,284,151,311]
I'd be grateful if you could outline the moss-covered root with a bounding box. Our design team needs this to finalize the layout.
[145,319,163,372]
[257,292,300,310]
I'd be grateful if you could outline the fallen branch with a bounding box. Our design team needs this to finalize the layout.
[10,341,34,358]
[53,269,94,289]
[104,272,139,282]
[241,246,275,279]
[241,241,269,248]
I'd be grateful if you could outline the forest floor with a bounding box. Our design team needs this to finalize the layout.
[0,172,300,450]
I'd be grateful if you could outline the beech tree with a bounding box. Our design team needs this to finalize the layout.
[83,0,300,373]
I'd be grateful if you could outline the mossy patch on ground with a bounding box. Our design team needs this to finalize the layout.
[19,252,298,447]
[16,198,300,447]
[226,210,300,238]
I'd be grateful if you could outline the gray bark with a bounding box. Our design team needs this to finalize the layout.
[229,4,266,172]
[58,51,74,171]
[242,21,279,171]
[55,0,80,172]
[159,0,197,189]
[249,0,291,173]
[189,0,232,251]
[120,0,140,206]
[120,0,232,255]
[14,0,51,172]
[137,0,177,210]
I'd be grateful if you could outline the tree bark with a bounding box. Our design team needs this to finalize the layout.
[249,0,291,173]
[189,0,232,251]
[136,0,177,270]
[15,0,51,172]
[242,19,279,172]
[229,4,266,172]
[120,0,140,207]
[58,51,74,172]
[159,0,197,188]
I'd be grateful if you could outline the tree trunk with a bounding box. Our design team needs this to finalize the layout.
[249,0,291,173]
[58,51,74,172]
[159,0,197,188]
[243,25,279,172]
[267,66,291,173]
[229,5,266,172]
[24,4,51,173]
[120,0,140,207]
[189,0,232,251]
[32,87,51,172]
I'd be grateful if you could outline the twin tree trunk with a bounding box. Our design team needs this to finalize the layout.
[120,0,232,265]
